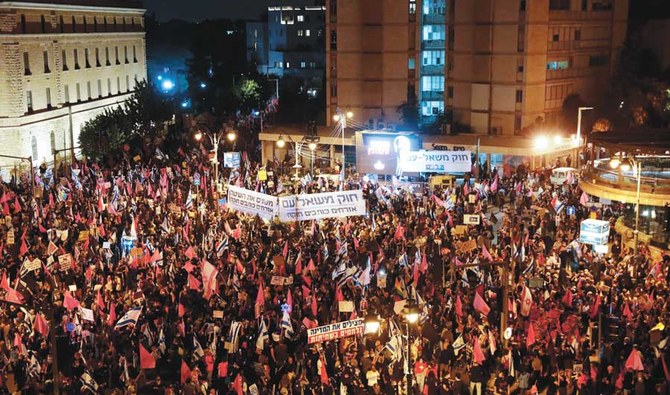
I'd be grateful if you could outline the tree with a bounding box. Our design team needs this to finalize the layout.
[79,107,133,161]
[124,80,174,143]
[592,118,614,132]
[396,90,419,130]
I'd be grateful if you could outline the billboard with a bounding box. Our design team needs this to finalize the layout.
[355,132,421,175]
[399,150,472,173]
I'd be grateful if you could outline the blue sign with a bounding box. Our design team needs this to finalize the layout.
[580,219,609,235]
[579,232,608,246]
[193,172,201,186]
[224,152,241,168]
[66,322,75,332]
[567,206,575,216]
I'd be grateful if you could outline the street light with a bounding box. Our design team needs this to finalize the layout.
[610,156,642,256]
[193,127,237,191]
[404,302,420,324]
[403,301,420,394]
[276,135,286,148]
[333,108,353,173]
[576,106,594,167]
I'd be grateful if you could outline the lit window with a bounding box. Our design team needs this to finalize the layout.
[422,25,445,41]
[422,51,444,66]
[298,30,304,37]
[306,29,310,37]
[421,100,444,116]
[301,61,306,68]
[297,15,304,22]
[421,76,444,92]
[408,57,415,70]
[286,62,290,68]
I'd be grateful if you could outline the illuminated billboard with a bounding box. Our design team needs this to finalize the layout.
[355,132,421,175]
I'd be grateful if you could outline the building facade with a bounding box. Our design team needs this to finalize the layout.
[325,0,628,135]
[247,5,326,98]
[0,0,147,167]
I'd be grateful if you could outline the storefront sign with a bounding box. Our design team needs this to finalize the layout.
[278,190,366,222]
[356,132,421,175]
[399,151,472,173]
[227,185,278,220]
[307,319,365,344]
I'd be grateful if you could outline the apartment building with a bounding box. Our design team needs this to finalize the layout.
[247,5,326,98]
[0,0,147,166]
[325,0,628,135]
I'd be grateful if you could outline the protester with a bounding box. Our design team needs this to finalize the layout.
[0,141,667,395]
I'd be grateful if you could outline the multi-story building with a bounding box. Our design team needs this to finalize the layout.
[247,5,326,98]
[0,0,147,166]
[326,0,628,135]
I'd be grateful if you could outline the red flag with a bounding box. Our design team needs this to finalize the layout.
[178,303,185,317]
[19,238,28,257]
[589,294,600,319]
[181,360,192,383]
[319,355,329,385]
[420,252,428,273]
[233,373,243,395]
[108,302,116,326]
[473,338,485,364]
[335,287,344,302]
[96,290,105,310]
[394,225,405,241]
[183,261,195,273]
[0,272,8,290]
[140,344,156,369]
[255,282,265,318]
[455,295,463,317]
[311,293,318,317]
[282,241,289,259]
[622,302,633,321]
[34,313,49,337]
[562,289,573,307]
[13,196,21,213]
[481,244,493,261]
[185,246,195,260]
[306,259,316,273]
[353,237,359,250]
[473,292,490,315]
[14,333,24,354]
[5,287,24,304]
[295,259,303,275]
[526,322,536,347]
[63,291,80,310]
[625,348,644,371]
[188,274,201,290]
[412,261,420,285]
[97,195,104,212]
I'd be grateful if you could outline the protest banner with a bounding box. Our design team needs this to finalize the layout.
[307,319,365,344]
[227,185,278,220]
[24,258,41,272]
[338,301,354,312]
[399,151,472,173]
[213,310,224,319]
[278,190,366,222]
[271,276,293,286]
[58,254,72,271]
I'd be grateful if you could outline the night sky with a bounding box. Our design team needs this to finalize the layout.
[144,0,319,21]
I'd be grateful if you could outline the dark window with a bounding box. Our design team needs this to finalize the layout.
[104,16,108,31]
[23,52,31,75]
[330,82,337,97]
[46,88,52,109]
[40,15,46,33]
[582,0,588,11]
[133,45,137,63]
[549,0,570,10]
[97,79,102,98]
[62,50,68,71]
[72,16,77,33]
[115,47,120,65]
[43,50,50,73]
[124,46,129,64]
[93,16,98,32]
[592,1,612,11]
[83,15,87,32]
[87,81,92,100]
[26,91,33,112]
[330,0,337,22]
[74,49,80,69]
[84,48,91,68]
[517,25,525,52]
[515,89,523,103]
[60,16,64,33]
[520,0,526,11]
[107,78,112,96]
[574,29,581,40]
[21,15,26,33]
[514,114,522,133]
[552,33,559,41]
[517,64,524,73]
[95,48,101,67]
[105,47,111,66]
[447,86,453,98]
[76,83,81,101]
[330,30,337,50]
[114,17,118,31]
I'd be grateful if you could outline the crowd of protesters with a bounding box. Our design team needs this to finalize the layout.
[0,141,667,395]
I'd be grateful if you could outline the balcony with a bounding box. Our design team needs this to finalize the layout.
[420,64,445,75]
[548,10,611,21]
[420,91,445,101]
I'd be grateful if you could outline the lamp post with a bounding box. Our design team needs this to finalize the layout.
[576,106,593,168]
[404,302,420,395]
[333,108,353,173]
[308,142,317,176]
[194,127,237,192]
[610,157,642,256]
[276,135,303,180]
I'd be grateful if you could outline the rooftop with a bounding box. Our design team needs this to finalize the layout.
[0,0,143,9]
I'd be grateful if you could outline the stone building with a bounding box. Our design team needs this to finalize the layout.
[0,0,146,167]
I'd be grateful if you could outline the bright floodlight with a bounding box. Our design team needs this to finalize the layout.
[276,137,286,148]
[533,136,549,151]
[227,131,237,142]
[364,313,380,335]
[610,158,620,169]
[405,303,420,324]
[194,131,203,141]
[553,135,562,144]
[346,111,353,118]
[162,79,175,91]
[308,142,317,150]
[333,114,341,122]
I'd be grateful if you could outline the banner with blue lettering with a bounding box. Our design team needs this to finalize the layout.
[278,190,366,222]
[226,185,278,220]
[399,150,472,173]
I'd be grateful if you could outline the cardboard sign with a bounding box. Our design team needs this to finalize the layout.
[455,239,477,253]
[451,225,468,236]
[213,310,224,319]
[257,169,267,181]
[58,254,72,271]
[463,214,480,225]
[78,230,89,242]
[377,276,387,288]
[338,301,354,312]
[24,258,41,272]
[529,277,544,289]
[80,308,95,322]
[270,276,293,286]
[133,155,141,162]
[6,230,14,245]
[468,194,476,204]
